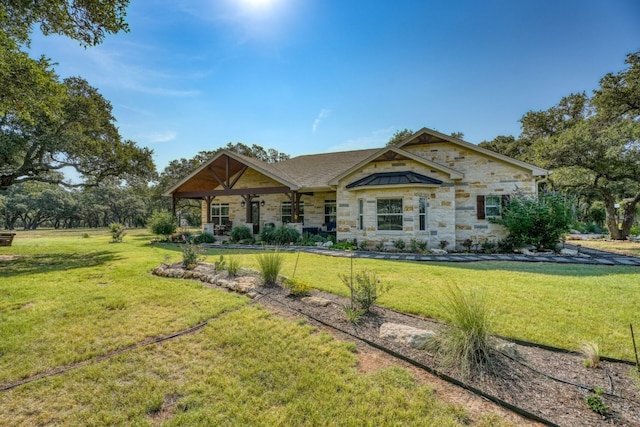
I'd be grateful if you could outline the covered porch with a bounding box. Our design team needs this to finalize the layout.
[164,150,332,237]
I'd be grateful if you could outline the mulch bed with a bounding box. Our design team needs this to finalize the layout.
[252,286,640,427]
[156,262,640,426]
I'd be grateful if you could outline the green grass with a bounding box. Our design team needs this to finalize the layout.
[0,229,508,426]
[209,249,640,361]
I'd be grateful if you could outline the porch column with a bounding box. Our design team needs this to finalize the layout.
[204,196,215,223]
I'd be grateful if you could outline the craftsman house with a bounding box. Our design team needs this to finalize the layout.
[165,128,548,249]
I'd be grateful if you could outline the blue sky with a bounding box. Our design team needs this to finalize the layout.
[30,0,640,172]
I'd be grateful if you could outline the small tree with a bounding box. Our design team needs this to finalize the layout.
[108,223,126,243]
[148,211,177,241]
[496,193,573,250]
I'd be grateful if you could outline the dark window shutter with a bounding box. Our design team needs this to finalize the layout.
[477,195,485,220]
[501,194,511,207]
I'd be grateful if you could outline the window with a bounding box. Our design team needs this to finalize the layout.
[211,203,229,226]
[324,200,336,230]
[358,199,364,230]
[477,195,508,219]
[281,201,304,224]
[418,197,427,231]
[377,198,403,231]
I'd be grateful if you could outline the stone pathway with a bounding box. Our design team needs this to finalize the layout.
[203,243,640,267]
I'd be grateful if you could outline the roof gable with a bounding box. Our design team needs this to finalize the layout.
[396,127,549,176]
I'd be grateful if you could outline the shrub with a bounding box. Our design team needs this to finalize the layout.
[357,240,369,251]
[230,225,253,242]
[580,342,600,369]
[332,241,354,250]
[214,255,226,271]
[148,211,177,241]
[480,240,497,254]
[108,223,126,243]
[496,236,517,253]
[392,239,405,251]
[226,257,240,278]
[82,232,90,239]
[429,286,493,379]
[462,239,473,253]
[585,387,608,416]
[496,193,573,250]
[283,277,311,296]
[193,231,216,244]
[260,225,300,245]
[181,237,204,269]
[340,270,390,313]
[374,241,385,251]
[439,240,449,250]
[343,305,365,324]
[256,250,284,286]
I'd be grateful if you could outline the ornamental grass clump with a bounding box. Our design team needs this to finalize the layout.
[256,250,284,286]
[580,342,601,369]
[429,286,494,379]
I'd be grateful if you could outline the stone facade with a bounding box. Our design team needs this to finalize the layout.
[177,128,546,248]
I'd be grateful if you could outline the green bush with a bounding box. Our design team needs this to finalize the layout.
[181,238,204,269]
[429,286,493,379]
[392,239,405,251]
[332,241,354,250]
[148,211,177,241]
[260,225,301,245]
[585,387,608,416]
[108,223,126,243]
[283,277,311,296]
[256,250,284,286]
[340,270,390,313]
[230,225,253,242]
[193,231,216,244]
[496,193,573,250]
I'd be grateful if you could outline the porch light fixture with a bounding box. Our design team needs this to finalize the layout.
[260,200,265,207]
[240,200,246,208]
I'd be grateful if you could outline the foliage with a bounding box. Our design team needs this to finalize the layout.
[256,250,284,286]
[181,237,204,269]
[496,193,573,250]
[462,239,474,253]
[148,211,177,241]
[301,232,326,246]
[1,73,156,191]
[230,225,253,242]
[375,241,385,251]
[226,257,240,278]
[480,241,497,254]
[214,255,226,271]
[357,239,369,251]
[496,236,518,253]
[392,238,405,251]
[283,277,311,296]
[340,270,390,313]
[332,241,354,250]
[585,387,608,416]
[428,286,493,379]
[342,305,365,324]
[439,240,449,250]
[580,342,600,369]
[108,223,125,243]
[386,128,414,146]
[260,225,300,245]
[193,231,216,244]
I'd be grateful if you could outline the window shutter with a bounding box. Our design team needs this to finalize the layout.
[477,195,485,220]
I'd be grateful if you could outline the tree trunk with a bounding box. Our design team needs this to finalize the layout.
[602,190,640,240]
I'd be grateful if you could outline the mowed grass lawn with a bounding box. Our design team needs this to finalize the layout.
[0,229,509,426]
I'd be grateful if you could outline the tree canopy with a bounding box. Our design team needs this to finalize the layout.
[479,50,640,239]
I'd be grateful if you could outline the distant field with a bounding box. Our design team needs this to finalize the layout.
[570,238,640,257]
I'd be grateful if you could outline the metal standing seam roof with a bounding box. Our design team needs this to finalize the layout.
[346,171,444,189]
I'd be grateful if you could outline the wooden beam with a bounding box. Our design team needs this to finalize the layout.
[207,165,227,189]
[173,186,291,199]
[229,165,248,189]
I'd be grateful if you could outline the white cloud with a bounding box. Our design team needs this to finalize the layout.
[311,108,332,133]
[142,131,178,144]
[328,127,396,152]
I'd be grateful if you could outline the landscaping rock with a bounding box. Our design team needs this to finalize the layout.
[301,296,332,307]
[323,241,333,248]
[379,323,435,349]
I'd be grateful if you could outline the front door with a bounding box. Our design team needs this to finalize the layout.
[251,202,260,234]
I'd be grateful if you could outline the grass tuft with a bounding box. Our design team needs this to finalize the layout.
[580,342,600,369]
[429,286,494,378]
[256,250,284,286]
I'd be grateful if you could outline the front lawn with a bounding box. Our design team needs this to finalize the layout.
[0,229,509,426]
